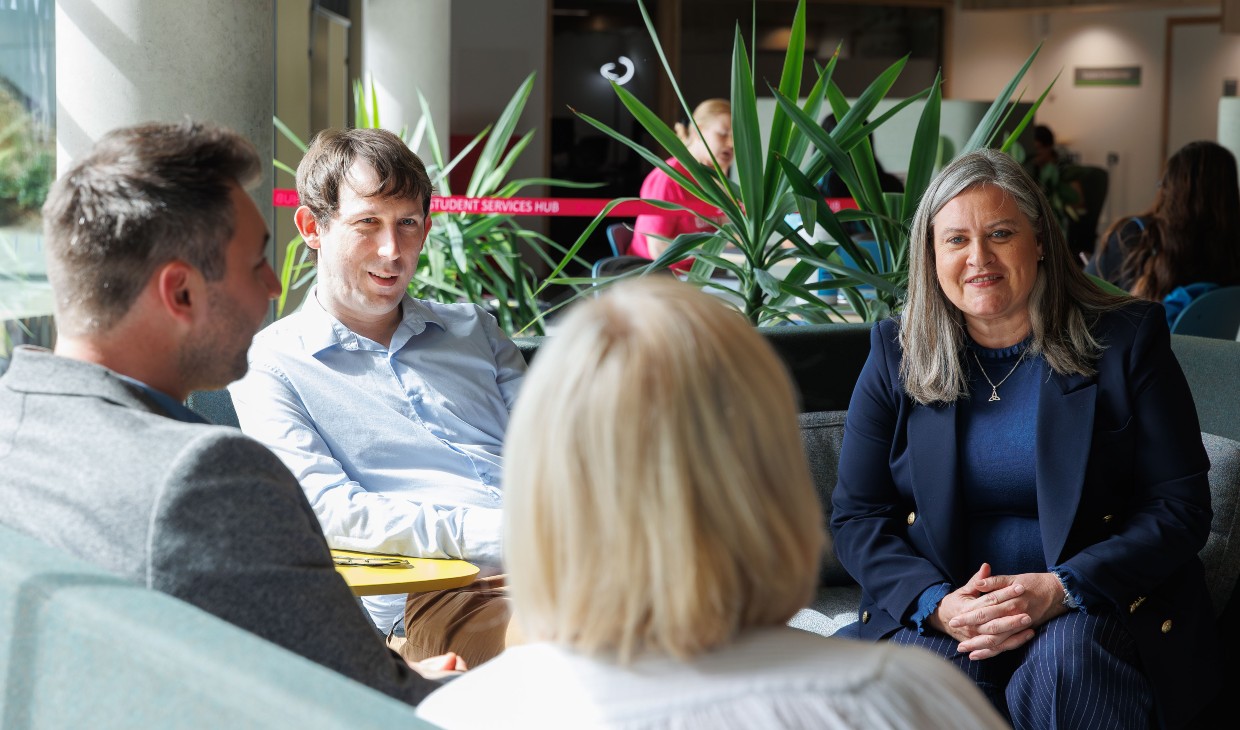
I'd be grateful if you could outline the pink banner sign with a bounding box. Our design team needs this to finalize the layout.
[271,188,858,217]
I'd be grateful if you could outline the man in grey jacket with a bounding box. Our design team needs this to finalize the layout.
[0,120,444,704]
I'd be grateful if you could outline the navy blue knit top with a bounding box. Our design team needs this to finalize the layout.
[958,336,1045,576]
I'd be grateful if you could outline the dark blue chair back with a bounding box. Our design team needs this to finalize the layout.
[591,255,650,279]
[1171,286,1240,341]
[186,389,240,428]
[605,223,634,257]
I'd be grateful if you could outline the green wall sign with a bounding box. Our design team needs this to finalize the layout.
[1074,66,1142,87]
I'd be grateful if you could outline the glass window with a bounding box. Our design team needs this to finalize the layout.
[1,0,56,370]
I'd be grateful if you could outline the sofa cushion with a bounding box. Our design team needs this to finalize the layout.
[1203,432,1240,616]
[788,585,863,638]
[1171,336,1240,443]
[798,410,853,586]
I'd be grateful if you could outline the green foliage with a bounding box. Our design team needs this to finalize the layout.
[402,75,597,336]
[776,45,1050,322]
[273,75,595,335]
[1030,156,1083,236]
[0,88,53,226]
[545,0,1051,326]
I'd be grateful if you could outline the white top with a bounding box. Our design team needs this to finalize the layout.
[416,627,1008,730]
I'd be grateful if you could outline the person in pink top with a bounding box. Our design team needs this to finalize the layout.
[631,99,733,270]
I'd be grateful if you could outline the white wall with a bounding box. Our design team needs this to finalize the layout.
[947,9,1038,103]
[1168,22,1240,154]
[365,0,452,161]
[1222,97,1240,160]
[950,4,1218,229]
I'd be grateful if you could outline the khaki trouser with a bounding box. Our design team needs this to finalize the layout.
[391,575,513,669]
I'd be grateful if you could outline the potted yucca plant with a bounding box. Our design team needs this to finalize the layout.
[538,0,1051,327]
[274,73,595,335]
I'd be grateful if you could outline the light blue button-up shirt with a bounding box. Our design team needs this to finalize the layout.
[229,290,525,632]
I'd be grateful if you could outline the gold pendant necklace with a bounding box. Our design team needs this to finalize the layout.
[972,348,1028,402]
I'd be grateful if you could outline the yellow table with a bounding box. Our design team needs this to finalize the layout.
[330,549,479,597]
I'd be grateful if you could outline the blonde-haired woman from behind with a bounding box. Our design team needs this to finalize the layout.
[417,278,1007,730]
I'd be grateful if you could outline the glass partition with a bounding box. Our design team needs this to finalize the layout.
[0,0,56,370]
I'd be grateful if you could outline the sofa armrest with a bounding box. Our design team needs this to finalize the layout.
[0,524,435,728]
[798,410,854,587]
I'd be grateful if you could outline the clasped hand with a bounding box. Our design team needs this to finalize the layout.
[926,563,1068,661]
[409,651,468,680]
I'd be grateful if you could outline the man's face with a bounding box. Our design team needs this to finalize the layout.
[305,161,430,341]
[181,185,280,389]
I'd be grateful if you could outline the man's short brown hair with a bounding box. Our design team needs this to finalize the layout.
[42,120,261,336]
[296,128,433,227]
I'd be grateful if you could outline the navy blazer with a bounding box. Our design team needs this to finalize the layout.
[831,302,1219,728]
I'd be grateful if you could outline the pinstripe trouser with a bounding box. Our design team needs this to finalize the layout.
[889,611,1153,729]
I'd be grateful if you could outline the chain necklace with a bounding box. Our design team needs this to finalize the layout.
[971,347,1028,402]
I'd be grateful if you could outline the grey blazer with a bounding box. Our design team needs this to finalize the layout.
[0,348,432,704]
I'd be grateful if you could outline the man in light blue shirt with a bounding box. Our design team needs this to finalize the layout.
[230,128,525,667]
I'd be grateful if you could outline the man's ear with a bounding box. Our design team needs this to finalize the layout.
[153,260,202,327]
[294,205,322,250]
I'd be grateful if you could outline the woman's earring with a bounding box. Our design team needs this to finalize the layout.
[1038,254,1045,262]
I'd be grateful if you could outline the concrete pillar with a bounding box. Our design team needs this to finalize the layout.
[363,0,451,162]
[54,0,275,224]
[450,0,546,185]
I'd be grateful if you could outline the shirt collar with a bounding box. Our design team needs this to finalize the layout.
[113,373,207,424]
[301,287,445,354]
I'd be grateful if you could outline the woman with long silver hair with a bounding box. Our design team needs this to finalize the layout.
[832,148,1218,729]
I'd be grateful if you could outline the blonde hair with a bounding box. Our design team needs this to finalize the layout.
[900,149,1127,404]
[504,278,824,662]
[673,98,730,144]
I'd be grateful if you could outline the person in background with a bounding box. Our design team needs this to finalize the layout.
[1087,140,1240,324]
[832,148,1218,729]
[0,120,451,704]
[815,113,904,201]
[1028,124,1059,173]
[630,99,733,270]
[229,128,524,669]
[416,278,1008,730]
[1026,124,1084,255]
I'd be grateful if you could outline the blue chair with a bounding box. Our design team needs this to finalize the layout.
[591,255,653,279]
[606,223,634,257]
[1171,286,1240,341]
[589,256,671,299]
[186,389,240,427]
[817,239,883,303]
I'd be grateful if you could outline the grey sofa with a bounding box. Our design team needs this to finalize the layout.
[0,522,436,729]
